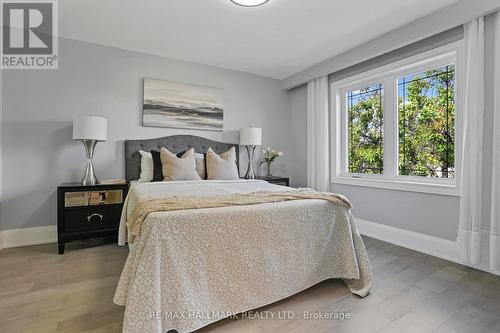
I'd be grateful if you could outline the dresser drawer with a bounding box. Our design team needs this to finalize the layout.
[64,189,124,207]
[270,181,288,186]
[63,205,122,232]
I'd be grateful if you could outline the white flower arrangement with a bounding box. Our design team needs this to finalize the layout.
[260,147,283,176]
[260,148,284,165]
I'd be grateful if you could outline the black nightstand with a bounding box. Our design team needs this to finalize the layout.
[57,183,128,254]
[255,176,289,187]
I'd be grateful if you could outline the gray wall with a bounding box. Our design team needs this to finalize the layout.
[333,185,460,240]
[329,27,463,83]
[0,38,291,230]
[287,13,499,241]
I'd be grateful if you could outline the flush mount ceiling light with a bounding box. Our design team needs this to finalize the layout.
[230,0,269,7]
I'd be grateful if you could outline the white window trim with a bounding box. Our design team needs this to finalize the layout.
[331,41,465,197]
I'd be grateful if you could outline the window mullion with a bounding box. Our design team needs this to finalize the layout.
[383,77,396,178]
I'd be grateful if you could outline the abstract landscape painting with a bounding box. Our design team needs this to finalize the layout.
[143,79,224,131]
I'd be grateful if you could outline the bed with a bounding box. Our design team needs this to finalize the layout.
[114,135,372,333]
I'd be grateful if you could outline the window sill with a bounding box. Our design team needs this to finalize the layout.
[332,176,460,197]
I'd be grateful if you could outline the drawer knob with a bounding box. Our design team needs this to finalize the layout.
[87,213,103,222]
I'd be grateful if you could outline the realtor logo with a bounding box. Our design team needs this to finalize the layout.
[1,0,58,69]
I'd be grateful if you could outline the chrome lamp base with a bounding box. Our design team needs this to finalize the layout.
[244,145,257,179]
[80,139,99,185]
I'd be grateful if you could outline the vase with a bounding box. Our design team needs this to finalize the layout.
[266,163,273,177]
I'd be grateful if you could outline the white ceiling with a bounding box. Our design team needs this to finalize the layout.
[59,0,459,80]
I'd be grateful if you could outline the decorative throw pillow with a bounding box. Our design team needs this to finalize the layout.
[138,150,153,182]
[150,150,163,182]
[160,147,201,181]
[206,147,240,180]
[176,150,206,179]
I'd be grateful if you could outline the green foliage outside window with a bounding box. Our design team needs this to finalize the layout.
[346,64,455,178]
[398,65,455,178]
[347,84,384,174]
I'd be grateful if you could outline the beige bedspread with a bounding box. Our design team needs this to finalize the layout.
[114,180,372,333]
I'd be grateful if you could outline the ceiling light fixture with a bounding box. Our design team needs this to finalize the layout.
[230,0,269,7]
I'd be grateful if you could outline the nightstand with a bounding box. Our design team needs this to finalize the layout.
[255,176,289,187]
[57,183,129,254]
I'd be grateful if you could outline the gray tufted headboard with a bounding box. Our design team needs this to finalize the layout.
[125,135,239,182]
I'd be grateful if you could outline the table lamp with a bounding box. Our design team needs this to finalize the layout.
[73,116,108,185]
[240,127,262,179]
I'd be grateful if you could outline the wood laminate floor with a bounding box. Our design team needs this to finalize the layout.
[0,236,499,333]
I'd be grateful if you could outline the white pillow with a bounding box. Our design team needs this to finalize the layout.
[138,150,153,182]
[206,147,240,180]
[160,147,202,181]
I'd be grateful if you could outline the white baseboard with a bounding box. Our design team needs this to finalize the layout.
[355,218,459,262]
[0,225,57,250]
[355,218,500,276]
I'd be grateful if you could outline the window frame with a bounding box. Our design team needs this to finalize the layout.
[331,41,464,196]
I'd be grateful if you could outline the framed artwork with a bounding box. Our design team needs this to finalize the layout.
[142,79,224,132]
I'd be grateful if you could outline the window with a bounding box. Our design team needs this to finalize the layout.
[347,84,384,174]
[398,65,455,178]
[332,43,462,195]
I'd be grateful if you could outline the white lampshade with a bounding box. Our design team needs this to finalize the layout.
[73,116,108,141]
[240,127,262,146]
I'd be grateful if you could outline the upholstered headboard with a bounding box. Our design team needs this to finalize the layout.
[125,135,239,182]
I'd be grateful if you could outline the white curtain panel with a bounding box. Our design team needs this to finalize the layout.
[307,76,330,192]
[457,17,485,266]
[489,14,500,271]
